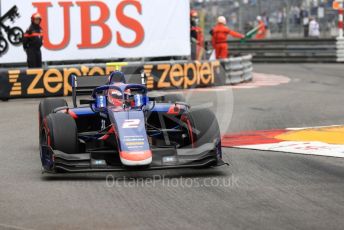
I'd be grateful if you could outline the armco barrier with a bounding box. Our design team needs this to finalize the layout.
[212,38,343,63]
[0,57,253,100]
[336,38,344,62]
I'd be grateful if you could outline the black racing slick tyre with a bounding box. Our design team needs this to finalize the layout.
[43,113,78,154]
[39,98,67,128]
[162,94,186,103]
[188,108,221,147]
[188,108,222,168]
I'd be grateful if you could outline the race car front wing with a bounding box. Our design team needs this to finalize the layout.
[40,143,227,173]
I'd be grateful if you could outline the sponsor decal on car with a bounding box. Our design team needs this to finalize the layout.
[122,119,141,129]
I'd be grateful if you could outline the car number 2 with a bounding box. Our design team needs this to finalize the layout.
[122,119,141,129]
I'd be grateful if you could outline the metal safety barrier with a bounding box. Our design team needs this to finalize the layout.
[208,38,343,63]
[336,38,344,62]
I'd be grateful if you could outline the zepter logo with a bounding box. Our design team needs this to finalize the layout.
[8,65,119,97]
[143,61,221,90]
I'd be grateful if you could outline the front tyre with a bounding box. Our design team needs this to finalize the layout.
[39,98,67,134]
[188,108,221,147]
[41,113,79,154]
[188,108,222,167]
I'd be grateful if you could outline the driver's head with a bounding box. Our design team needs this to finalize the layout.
[108,88,131,107]
[108,89,123,107]
[123,88,131,97]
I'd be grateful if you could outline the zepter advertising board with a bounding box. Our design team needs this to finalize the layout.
[0,0,190,63]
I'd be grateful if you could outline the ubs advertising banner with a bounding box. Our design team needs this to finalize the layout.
[0,0,190,64]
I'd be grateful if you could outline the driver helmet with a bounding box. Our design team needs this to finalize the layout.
[108,89,123,107]
[108,88,132,107]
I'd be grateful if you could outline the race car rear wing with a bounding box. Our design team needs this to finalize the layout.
[71,74,108,108]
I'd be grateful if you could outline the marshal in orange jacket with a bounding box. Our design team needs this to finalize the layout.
[211,23,244,59]
[255,20,267,40]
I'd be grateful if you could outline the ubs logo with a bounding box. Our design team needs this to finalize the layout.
[0,6,24,56]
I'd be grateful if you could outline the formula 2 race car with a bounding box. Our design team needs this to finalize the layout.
[38,71,225,173]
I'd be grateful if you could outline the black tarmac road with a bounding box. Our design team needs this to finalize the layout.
[0,64,343,230]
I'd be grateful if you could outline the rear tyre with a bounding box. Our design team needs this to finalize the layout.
[39,98,67,133]
[162,94,186,103]
[42,113,79,154]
